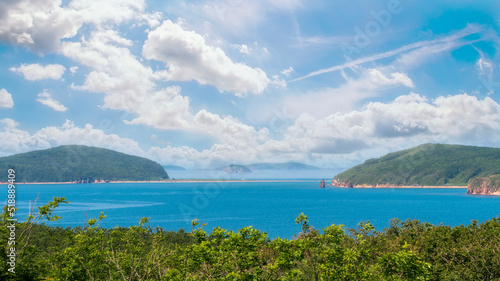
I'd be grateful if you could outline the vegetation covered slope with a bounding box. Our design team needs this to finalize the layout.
[333,143,500,186]
[3,200,500,280]
[0,145,169,182]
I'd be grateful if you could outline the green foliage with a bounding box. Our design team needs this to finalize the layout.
[3,202,500,280]
[334,143,500,186]
[0,145,169,182]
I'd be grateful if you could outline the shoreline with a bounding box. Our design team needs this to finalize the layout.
[2,180,467,188]
[346,184,467,189]
[3,179,320,185]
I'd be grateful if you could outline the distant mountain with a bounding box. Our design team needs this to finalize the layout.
[0,145,169,183]
[214,164,252,174]
[248,162,320,170]
[162,165,186,171]
[212,162,319,173]
[333,143,500,186]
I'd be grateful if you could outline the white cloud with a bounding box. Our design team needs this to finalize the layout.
[146,93,500,168]
[64,29,268,147]
[282,93,500,157]
[36,91,67,112]
[233,43,252,55]
[0,0,82,53]
[0,119,144,157]
[143,20,270,96]
[69,66,79,74]
[281,67,294,77]
[124,86,193,130]
[10,63,66,81]
[0,89,14,108]
[63,29,157,114]
[0,0,160,53]
[475,57,493,75]
[285,68,415,117]
[194,109,269,147]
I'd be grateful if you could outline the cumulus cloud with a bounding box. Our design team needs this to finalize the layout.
[143,20,270,96]
[286,68,415,117]
[0,0,159,53]
[283,93,500,156]
[143,93,500,168]
[63,29,191,130]
[124,86,193,130]
[233,43,252,55]
[10,63,66,81]
[0,119,144,157]
[63,29,157,113]
[0,0,82,53]
[194,109,269,147]
[0,89,14,108]
[36,91,67,112]
[64,29,268,147]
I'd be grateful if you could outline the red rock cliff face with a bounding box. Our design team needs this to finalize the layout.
[467,176,500,195]
[331,178,353,188]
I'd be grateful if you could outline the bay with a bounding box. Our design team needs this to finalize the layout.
[9,181,500,238]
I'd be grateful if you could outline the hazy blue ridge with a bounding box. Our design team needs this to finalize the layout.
[212,164,252,173]
[333,143,500,186]
[247,162,320,170]
[0,145,169,182]
[162,165,186,171]
[211,162,320,174]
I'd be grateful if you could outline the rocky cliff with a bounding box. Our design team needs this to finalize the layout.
[467,175,500,195]
[331,179,353,188]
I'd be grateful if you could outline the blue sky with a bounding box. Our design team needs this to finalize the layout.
[0,0,499,169]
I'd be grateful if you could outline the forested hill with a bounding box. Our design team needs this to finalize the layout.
[0,145,169,183]
[333,143,500,186]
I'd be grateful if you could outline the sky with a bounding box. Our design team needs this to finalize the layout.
[0,0,500,169]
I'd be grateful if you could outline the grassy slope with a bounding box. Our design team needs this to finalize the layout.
[0,145,169,182]
[334,143,500,186]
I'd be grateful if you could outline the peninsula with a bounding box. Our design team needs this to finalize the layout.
[332,143,500,188]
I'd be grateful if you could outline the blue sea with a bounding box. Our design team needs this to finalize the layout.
[7,176,500,238]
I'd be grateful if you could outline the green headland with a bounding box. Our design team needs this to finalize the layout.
[333,143,500,187]
[0,145,169,183]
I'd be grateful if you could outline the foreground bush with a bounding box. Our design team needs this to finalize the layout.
[1,198,500,280]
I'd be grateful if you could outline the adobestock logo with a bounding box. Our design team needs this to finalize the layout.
[341,0,403,61]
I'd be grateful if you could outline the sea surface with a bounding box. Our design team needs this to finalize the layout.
[7,176,500,238]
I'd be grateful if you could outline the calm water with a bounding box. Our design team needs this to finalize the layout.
[7,182,500,238]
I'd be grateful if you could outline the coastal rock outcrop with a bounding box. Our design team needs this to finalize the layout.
[331,178,353,188]
[467,175,500,195]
